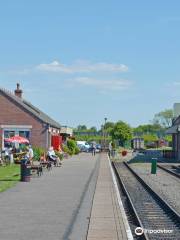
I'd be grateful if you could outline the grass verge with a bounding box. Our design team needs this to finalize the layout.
[0,164,20,192]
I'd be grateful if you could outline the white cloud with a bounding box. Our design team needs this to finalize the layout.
[1,68,31,75]
[36,60,128,73]
[71,77,132,91]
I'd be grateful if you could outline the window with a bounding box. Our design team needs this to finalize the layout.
[3,130,30,148]
[19,131,30,139]
[4,131,15,139]
[4,131,15,148]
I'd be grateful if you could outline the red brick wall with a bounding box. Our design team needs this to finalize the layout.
[0,94,48,149]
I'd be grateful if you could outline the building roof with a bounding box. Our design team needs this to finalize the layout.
[166,114,180,134]
[165,125,178,134]
[60,126,73,135]
[0,87,61,129]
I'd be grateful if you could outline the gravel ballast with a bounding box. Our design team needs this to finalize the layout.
[130,163,180,214]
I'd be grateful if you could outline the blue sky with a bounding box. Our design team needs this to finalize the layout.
[0,0,180,128]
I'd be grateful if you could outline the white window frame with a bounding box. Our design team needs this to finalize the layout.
[1,125,32,149]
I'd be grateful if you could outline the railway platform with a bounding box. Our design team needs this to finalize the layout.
[87,153,131,240]
[0,153,132,240]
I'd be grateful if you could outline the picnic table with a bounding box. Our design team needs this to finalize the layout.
[13,152,27,164]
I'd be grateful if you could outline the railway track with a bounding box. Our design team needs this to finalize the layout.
[112,163,149,240]
[113,162,180,240]
[157,164,180,179]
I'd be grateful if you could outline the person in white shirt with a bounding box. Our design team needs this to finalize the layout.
[26,145,34,164]
[28,145,34,160]
[47,147,61,167]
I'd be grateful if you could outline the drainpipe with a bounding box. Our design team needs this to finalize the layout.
[46,124,50,149]
[177,126,180,161]
[1,128,4,149]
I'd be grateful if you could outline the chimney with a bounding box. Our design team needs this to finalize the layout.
[14,83,23,98]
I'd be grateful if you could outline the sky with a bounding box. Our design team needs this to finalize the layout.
[0,0,180,129]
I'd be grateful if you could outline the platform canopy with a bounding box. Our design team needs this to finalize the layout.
[166,125,178,134]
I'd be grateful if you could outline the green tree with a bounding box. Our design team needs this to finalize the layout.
[133,123,164,136]
[89,126,97,132]
[104,121,115,133]
[77,125,87,131]
[143,134,158,143]
[153,109,173,128]
[164,135,172,143]
[111,121,132,144]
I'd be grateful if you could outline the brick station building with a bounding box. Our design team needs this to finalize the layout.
[0,84,62,150]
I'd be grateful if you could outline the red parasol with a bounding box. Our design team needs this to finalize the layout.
[5,136,29,144]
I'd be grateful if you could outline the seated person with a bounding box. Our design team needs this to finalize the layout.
[12,146,17,154]
[47,147,61,166]
[0,152,4,165]
[40,153,46,162]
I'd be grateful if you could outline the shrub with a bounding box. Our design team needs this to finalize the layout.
[62,144,70,154]
[67,139,76,150]
[67,140,75,155]
[55,150,63,160]
[111,141,116,149]
[33,147,45,161]
[68,149,74,156]
[62,144,73,155]
[64,140,80,156]
[19,144,28,152]
[74,146,80,155]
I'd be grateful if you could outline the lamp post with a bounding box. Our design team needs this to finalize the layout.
[177,125,180,159]
[104,118,107,150]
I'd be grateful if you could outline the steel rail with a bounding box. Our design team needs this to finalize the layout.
[114,162,180,239]
[124,162,180,223]
[157,164,180,179]
[112,161,149,240]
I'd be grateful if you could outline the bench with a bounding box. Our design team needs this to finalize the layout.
[30,164,43,176]
[40,161,52,171]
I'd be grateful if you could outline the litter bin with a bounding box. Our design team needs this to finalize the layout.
[21,159,31,182]
[151,158,157,174]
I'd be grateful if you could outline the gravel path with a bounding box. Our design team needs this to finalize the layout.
[0,153,100,240]
[130,163,180,215]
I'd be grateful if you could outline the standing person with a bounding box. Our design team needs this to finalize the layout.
[28,145,34,162]
[9,147,14,164]
[108,142,112,158]
[26,145,34,164]
[0,151,3,166]
[111,141,116,158]
[92,142,96,156]
[4,148,10,164]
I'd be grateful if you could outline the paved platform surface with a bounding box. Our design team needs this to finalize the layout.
[87,154,128,240]
[0,153,100,240]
